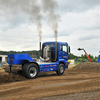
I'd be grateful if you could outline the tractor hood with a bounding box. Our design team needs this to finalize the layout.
[8,54,34,65]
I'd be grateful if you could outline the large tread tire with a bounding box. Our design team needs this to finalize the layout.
[22,63,39,79]
[56,63,65,75]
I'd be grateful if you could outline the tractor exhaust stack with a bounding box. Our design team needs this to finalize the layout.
[40,42,41,51]
[55,41,57,61]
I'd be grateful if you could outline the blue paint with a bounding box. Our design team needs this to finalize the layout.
[39,62,57,72]
[8,54,33,65]
[7,41,70,73]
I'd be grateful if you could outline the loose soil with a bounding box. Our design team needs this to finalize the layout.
[0,72,26,84]
[0,62,100,100]
[71,62,100,71]
[0,67,4,72]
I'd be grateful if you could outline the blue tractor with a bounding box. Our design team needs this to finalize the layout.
[3,41,71,79]
[98,55,100,63]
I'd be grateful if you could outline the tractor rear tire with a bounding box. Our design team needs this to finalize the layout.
[56,63,65,75]
[22,63,39,79]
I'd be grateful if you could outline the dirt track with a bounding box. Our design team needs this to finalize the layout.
[0,68,100,100]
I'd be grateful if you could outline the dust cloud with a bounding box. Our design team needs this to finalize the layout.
[0,72,26,84]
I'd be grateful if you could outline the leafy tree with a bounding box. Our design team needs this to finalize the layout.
[69,53,76,59]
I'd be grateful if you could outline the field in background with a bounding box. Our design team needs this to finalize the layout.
[68,64,76,68]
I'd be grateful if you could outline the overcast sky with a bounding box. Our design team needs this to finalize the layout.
[0,0,100,57]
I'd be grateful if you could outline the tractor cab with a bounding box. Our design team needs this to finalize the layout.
[39,42,70,62]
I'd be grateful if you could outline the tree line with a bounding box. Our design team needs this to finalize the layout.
[0,50,38,58]
[69,53,98,62]
[0,50,98,62]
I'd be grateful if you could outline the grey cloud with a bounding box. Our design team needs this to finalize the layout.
[58,30,71,37]
[0,32,38,51]
[79,34,100,41]
[0,0,61,42]
[83,26,100,31]
[0,0,43,42]
[42,32,54,38]
[0,17,30,31]
[57,0,100,12]
[21,44,37,49]
[42,30,70,39]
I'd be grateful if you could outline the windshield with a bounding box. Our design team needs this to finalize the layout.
[60,45,68,53]
[43,43,55,50]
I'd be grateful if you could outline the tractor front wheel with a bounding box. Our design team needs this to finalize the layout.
[56,63,65,75]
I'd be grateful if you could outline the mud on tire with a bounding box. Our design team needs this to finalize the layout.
[22,63,39,79]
